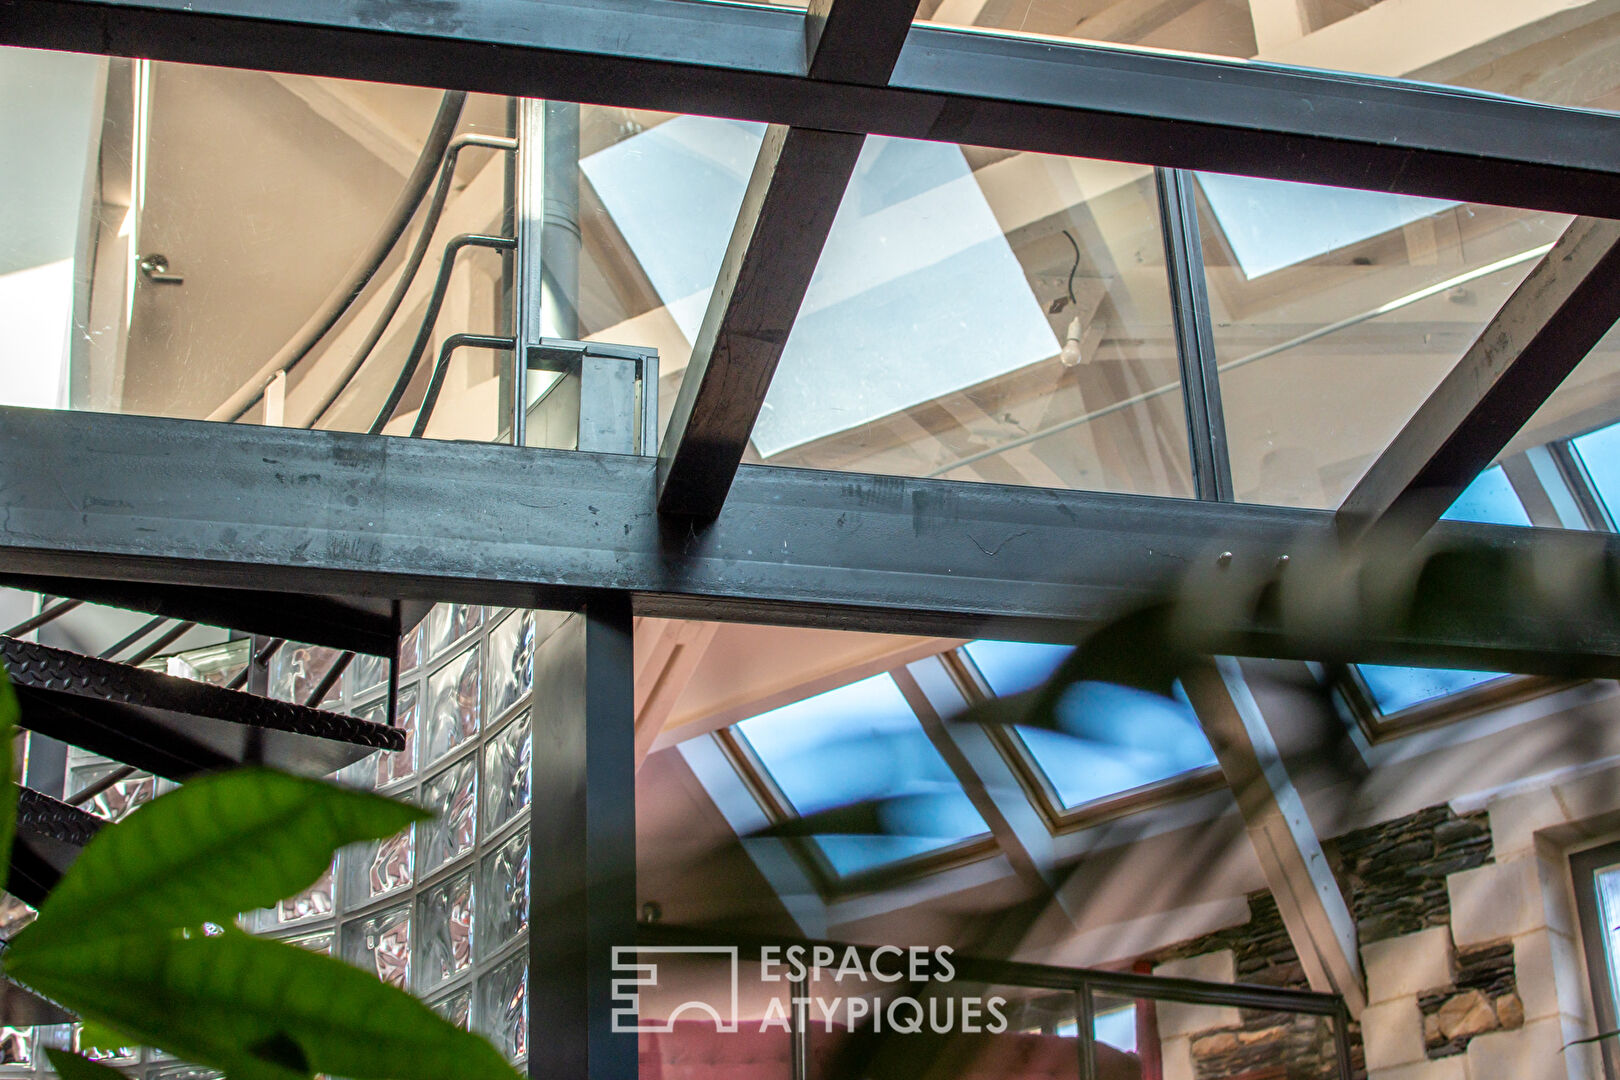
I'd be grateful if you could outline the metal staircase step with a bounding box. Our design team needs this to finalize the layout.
[0,573,429,658]
[10,786,103,908]
[1,637,405,781]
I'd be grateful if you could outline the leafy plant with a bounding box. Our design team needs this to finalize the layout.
[0,664,525,1080]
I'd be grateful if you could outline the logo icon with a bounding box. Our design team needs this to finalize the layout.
[610,946,740,1034]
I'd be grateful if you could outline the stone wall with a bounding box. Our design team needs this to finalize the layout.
[1143,805,1528,1080]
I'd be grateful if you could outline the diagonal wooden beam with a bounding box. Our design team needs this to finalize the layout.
[1338,216,1620,543]
[655,0,924,518]
[632,618,719,770]
[1183,656,1368,1017]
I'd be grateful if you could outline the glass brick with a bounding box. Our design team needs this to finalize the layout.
[483,711,531,833]
[425,604,483,660]
[400,621,423,675]
[0,1028,30,1068]
[343,903,411,989]
[424,646,481,765]
[478,827,528,960]
[277,860,335,924]
[339,687,418,790]
[286,929,334,955]
[69,763,155,823]
[486,611,534,720]
[148,1065,223,1080]
[0,895,36,942]
[348,652,389,698]
[341,825,414,907]
[428,987,472,1031]
[476,952,528,1062]
[76,1026,136,1065]
[269,642,343,706]
[419,756,477,874]
[416,868,474,993]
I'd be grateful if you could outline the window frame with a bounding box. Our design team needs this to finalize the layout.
[1571,840,1620,1080]
[943,649,1225,834]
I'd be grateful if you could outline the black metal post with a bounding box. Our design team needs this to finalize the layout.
[528,593,637,1080]
[1156,167,1233,503]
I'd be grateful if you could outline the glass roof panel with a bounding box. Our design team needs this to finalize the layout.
[962,641,1216,811]
[1440,464,1532,527]
[734,673,989,877]
[1198,173,1569,509]
[917,0,1620,114]
[590,118,1189,492]
[1572,419,1620,523]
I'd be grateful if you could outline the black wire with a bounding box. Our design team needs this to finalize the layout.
[1062,229,1080,306]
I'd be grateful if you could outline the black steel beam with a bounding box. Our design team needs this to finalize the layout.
[657,0,919,517]
[1,635,404,780]
[528,599,637,1080]
[656,125,864,517]
[10,787,104,908]
[5,0,1620,217]
[1339,217,1620,541]
[5,407,1620,673]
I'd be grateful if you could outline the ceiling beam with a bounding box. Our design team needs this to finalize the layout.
[6,0,1620,217]
[1183,656,1367,1017]
[7,407,1620,670]
[1338,216,1620,542]
[656,0,921,518]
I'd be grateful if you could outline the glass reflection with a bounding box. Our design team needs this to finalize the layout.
[486,611,534,720]
[478,828,529,960]
[477,953,529,1062]
[343,903,411,989]
[1197,175,1567,508]
[419,756,478,873]
[425,647,481,765]
[483,711,532,833]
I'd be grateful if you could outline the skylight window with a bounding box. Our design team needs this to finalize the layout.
[1572,420,1620,524]
[960,641,1218,814]
[1195,172,1454,279]
[582,117,1057,457]
[733,673,989,879]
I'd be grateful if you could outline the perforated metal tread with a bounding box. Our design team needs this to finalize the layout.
[17,786,102,850]
[9,787,103,908]
[1,636,403,781]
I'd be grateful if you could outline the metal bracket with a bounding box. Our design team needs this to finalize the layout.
[527,338,659,456]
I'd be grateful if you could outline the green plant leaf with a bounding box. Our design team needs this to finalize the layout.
[45,1049,133,1080]
[14,769,426,951]
[77,1021,141,1061]
[9,928,522,1080]
[0,663,19,893]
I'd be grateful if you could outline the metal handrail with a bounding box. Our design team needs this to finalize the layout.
[4,599,81,638]
[207,91,469,423]
[305,133,519,429]
[370,234,518,434]
[410,334,517,438]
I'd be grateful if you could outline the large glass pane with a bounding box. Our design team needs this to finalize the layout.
[1092,989,1340,1080]
[734,673,990,878]
[0,48,515,432]
[584,114,1188,492]
[918,0,1620,115]
[1198,175,1568,508]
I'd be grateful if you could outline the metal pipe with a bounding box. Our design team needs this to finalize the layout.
[126,620,196,666]
[540,101,582,341]
[369,234,518,434]
[207,91,468,423]
[4,599,81,638]
[65,764,137,807]
[303,650,353,707]
[97,616,166,659]
[305,133,519,429]
[410,334,517,438]
[927,242,1554,479]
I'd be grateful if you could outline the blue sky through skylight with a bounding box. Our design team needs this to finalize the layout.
[735,673,988,878]
[961,641,1216,811]
[1573,420,1620,522]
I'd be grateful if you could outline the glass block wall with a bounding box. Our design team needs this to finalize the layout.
[0,604,535,1079]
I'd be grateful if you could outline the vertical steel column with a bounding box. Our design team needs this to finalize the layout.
[528,594,638,1080]
[1156,168,1234,502]
[541,101,582,341]
[1075,984,1097,1080]
[513,100,545,447]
